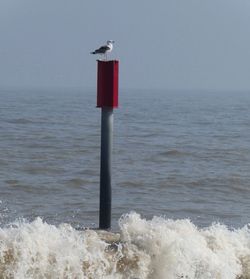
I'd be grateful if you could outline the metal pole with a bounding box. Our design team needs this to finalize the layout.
[99,107,113,229]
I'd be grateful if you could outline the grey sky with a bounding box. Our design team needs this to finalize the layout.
[0,0,250,91]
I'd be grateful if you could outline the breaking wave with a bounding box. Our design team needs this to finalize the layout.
[0,212,250,278]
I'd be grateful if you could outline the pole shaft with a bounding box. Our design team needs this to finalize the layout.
[99,107,113,229]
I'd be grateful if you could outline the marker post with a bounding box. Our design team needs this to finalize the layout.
[97,60,119,230]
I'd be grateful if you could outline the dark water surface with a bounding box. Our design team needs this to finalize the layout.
[0,89,250,229]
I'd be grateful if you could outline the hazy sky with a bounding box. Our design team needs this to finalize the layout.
[0,0,250,91]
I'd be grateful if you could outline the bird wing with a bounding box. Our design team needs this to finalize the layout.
[94,45,110,54]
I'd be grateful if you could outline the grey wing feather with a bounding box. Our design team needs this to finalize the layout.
[94,45,110,54]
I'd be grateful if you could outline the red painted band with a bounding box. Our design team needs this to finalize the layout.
[97,60,119,108]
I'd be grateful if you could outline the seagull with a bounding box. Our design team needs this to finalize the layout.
[90,40,114,60]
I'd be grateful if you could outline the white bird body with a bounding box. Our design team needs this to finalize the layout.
[91,40,114,60]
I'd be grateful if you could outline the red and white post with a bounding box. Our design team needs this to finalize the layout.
[96,60,119,230]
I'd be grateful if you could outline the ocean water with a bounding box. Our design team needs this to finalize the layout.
[0,89,250,278]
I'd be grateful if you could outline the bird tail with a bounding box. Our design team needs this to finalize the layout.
[90,51,96,54]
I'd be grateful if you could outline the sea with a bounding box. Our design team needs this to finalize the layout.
[0,88,250,278]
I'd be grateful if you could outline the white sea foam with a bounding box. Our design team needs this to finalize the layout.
[0,213,250,278]
[119,213,250,279]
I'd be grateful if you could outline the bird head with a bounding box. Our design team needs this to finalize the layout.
[107,40,115,45]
